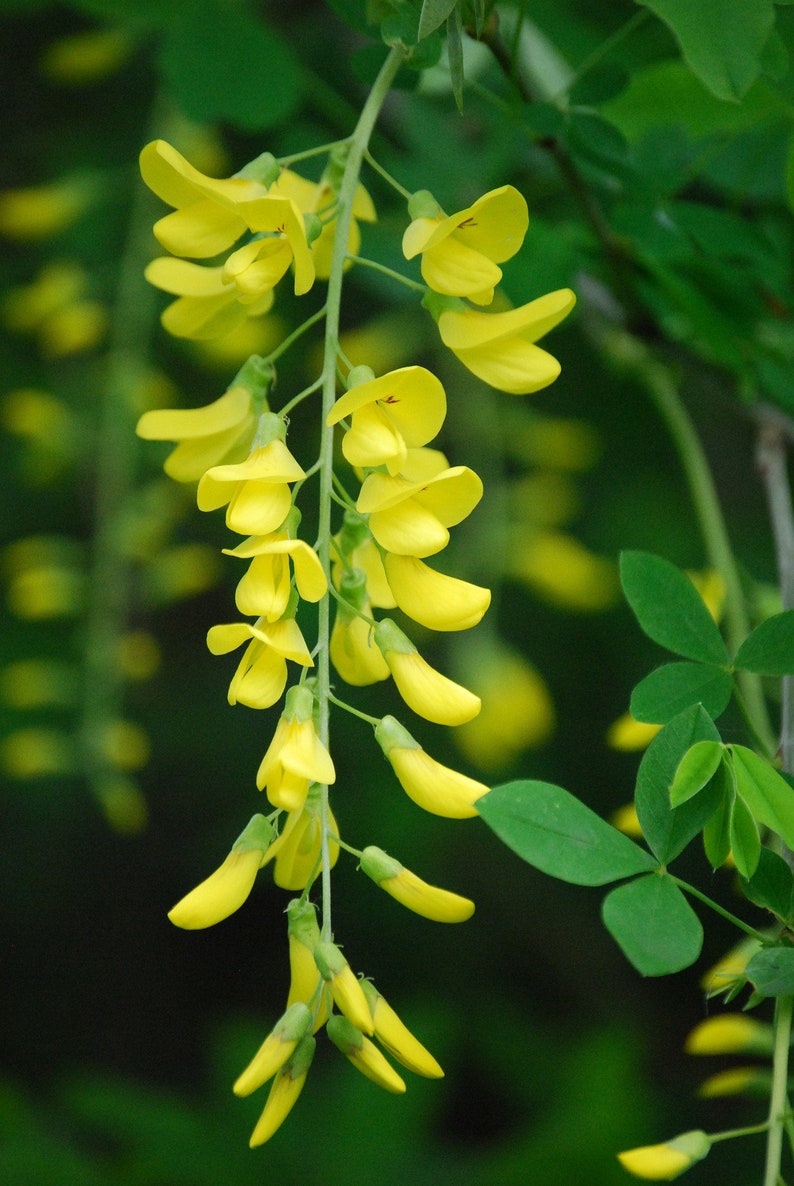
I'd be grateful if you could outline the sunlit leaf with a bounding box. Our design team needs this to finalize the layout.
[669,739,724,807]
[601,873,703,975]
[477,780,657,886]
[620,551,729,664]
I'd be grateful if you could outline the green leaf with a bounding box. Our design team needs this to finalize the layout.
[447,4,464,113]
[730,746,794,849]
[739,847,794,925]
[635,704,723,864]
[620,551,729,664]
[159,1,303,131]
[637,0,776,101]
[601,873,703,975]
[630,660,732,724]
[746,945,794,997]
[477,780,657,886]
[734,611,794,674]
[669,740,724,807]
[729,793,761,879]
[568,63,631,107]
[418,0,456,38]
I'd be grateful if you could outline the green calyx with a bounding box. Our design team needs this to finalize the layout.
[275,1001,314,1044]
[374,714,420,757]
[236,151,281,188]
[253,410,287,448]
[373,618,415,657]
[407,189,441,220]
[304,212,323,244]
[346,364,376,390]
[284,682,316,724]
[314,940,347,980]
[233,354,274,409]
[326,1012,363,1054]
[360,844,402,883]
[286,898,321,947]
[421,290,467,322]
[231,813,276,855]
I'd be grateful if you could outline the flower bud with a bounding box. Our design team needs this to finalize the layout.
[375,715,487,818]
[617,1131,711,1180]
[326,1014,406,1094]
[360,845,474,923]
[360,981,443,1078]
[233,1002,313,1097]
[248,1034,316,1147]
[313,942,373,1034]
[167,814,275,929]
[374,619,480,725]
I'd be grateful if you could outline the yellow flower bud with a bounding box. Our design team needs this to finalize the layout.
[375,715,487,818]
[326,1014,406,1094]
[167,814,274,929]
[313,942,373,1035]
[360,981,443,1078]
[248,1034,316,1147]
[382,553,490,632]
[360,846,474,923]
[374,619,480,726]
[233,1002,313,1097]
[617,1131,710,1180]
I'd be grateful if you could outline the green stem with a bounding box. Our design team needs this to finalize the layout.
[668,874,766,943]
[363,149,412,200]
[316,45,406,940]
[765,995,793,1186]
[345,253,426,292]
[602,329,777,756]
[265,304,327,368]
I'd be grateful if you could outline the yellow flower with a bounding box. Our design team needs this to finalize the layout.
[267,794,340,891]
[139,139,273,259]
[3,260,107,355]
[700,938,761,994]
[135,358,269,482]
[617,1131,710,1180]
[313,942,374,1035]
[327,365,447,474]
[360,846,475,923]
[698,1066,766,1098]
[273,168,376,279]
[360,981,443,1078]
[197,417,305,536]
[684,1014,773,1056]
[39,27,132,84]
[332,517,396,609]
[382,552,490,631]
[438,288,575,394]
[375,715,487,818]
[357,462,483,558]
[374,619,481,725]
[326,1014,406,1094]
[233,1001,314,1098]
[508,529,618,611]
[227,531,327,620]
[330,569,391,686]
[256,685,335,812]
[403,185,528,305]
[144,256,276,340]
[206,618,313,710]
[167,814,275,929]
[247,1034,316,1147]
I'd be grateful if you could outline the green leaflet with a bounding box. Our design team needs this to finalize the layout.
[733,610,794,675]
[418,0,456,38]
[730,745,794,850]
[619,551,728,664]
[630,660,731,725]
[601,873,703,976]
[746,946,794,997]
[669,739,724,807]
[637,0,777,102]
[740,847,794,926]
[476,780,656,886]
[729,792,761,880]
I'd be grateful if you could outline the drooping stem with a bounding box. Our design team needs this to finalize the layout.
[315,45,406,939]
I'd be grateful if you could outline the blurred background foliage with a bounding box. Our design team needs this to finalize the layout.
[1,0,792,1182]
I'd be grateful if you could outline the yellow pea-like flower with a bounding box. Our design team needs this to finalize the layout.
[438,288,575,394]
[233,1001,313,1097]
[313,942,373,1035]
[360,845,474,923]
[382,552,490,631]
[684,1014,774,1056]
[357,463,483,558]
[256,685,335,812]
[167,814,275,929]
[403,185,528,305]
[207,618,313,710]
[285,899,329,1030]
[227,533,327,620]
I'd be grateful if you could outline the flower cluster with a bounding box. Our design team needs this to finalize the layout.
[135,122,574,1147]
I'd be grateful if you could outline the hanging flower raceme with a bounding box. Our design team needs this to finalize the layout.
[326,364,447,474]
[436,288,576,394]
[403,186,528,305]
[135,355,270,481]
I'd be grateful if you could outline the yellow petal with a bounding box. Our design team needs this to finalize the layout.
[383,553,490,631]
